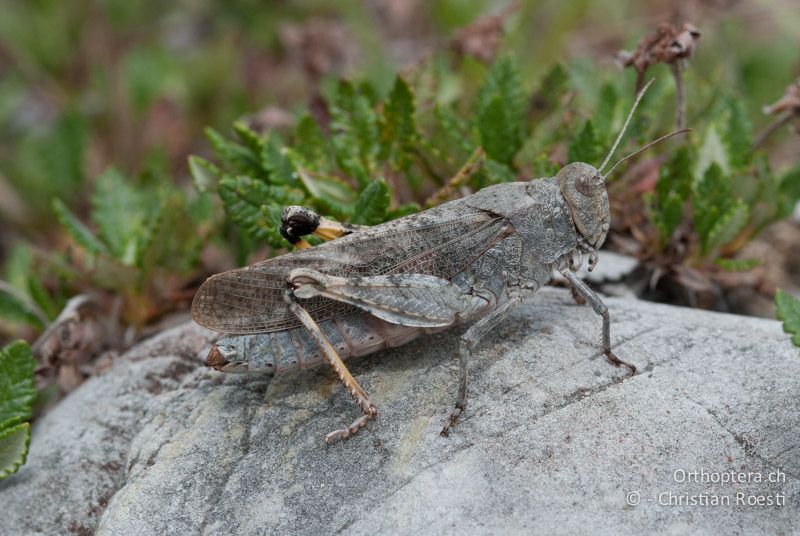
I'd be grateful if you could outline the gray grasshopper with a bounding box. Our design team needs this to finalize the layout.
[192,81,686,443]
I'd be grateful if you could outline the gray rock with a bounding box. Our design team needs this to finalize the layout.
[1,288,798,535]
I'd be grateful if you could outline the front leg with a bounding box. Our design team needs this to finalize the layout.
[561,270,636,374]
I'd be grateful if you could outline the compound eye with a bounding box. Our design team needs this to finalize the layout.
[576,173,603,195]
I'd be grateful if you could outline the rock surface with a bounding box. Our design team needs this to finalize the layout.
[1,288,798,535]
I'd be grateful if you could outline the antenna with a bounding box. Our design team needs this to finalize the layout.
[598,78,656,174]
[603,129,691,179]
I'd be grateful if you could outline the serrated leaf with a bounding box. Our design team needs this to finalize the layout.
[0,421,30,479]
[329,79,379,186]
[205,127,264,178]
[706,202,749,255]
[692,159,750,255]
[380,75,419,170]
[714,258,761,271]
[90,168,160,266]
[352,178,390,226]
[649,148,693,241]
[476,57,526,166]
[0,282,45,329]
[52,198,108,256]
[296,167,356,206]
[0,341,37,425]
[262,140,297,185]
[723,98,752,170]
[433,104,474,155]
[695,124,730,180]
[775,289,800,348]
[650,191,685,242]
[218,175,304,247]
[27,276,57,321]
[188,156,220,193]
[568,119,602,165]
[531,63,568,116]
[233,121,265,154]
[484,159,516,184]
[294,115,329,170]
[593,83,619,143]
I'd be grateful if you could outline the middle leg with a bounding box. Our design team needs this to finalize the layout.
[441,293,527,436]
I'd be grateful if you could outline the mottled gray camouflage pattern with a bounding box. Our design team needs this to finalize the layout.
[193,169,604,375]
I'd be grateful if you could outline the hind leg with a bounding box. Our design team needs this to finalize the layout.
[283,289,377,443]
[280,206,368,249]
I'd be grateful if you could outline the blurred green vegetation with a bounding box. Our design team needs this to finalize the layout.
[1,0,799,346]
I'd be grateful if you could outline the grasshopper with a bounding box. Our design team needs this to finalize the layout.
[192,80,687,443]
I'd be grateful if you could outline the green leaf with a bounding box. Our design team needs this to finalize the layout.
[388,203,420,219]
[27,276,57,322]
[692,161,749,255]
[714,258,761,271]
[352,178,390,226]
[568,119,601,165]
[593,83,619,143]
[12,111,87,213]
[233,121,265,154]
[262,139,297,185]
[218,175,304,247]
[723,98,752,170]
[531,154,558,178]
[205,127,264,178]
[3,244,33,293]
[91,168,161,266]
[775,289,800,348]
[531,63,568,116]
[695,124,730,180]
[778,166,800,218]
[0,341,37,425]
[0,282,45,329]
[329,79,379,186]
[294,114,329,170]
[484,159,516,184]
[296,166,356,205]
[52,198,108,256]
[380,75,419,170]
[433,104,474,155]
[188,156,220,193]
[647,147,693,242]
[705,202,749,253]
[0,421,30,479]
[476,57,526,165]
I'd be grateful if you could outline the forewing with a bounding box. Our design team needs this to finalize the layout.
[192,200,510,334]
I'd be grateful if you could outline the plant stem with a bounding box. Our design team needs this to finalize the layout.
[670,63,686,131]
[752,109,796,150]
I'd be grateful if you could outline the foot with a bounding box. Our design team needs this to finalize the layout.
[324,405,377,444]
[440,401,466,437]
[605,349,636,375]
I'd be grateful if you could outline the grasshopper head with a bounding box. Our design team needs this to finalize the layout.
[557,162,610,252]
